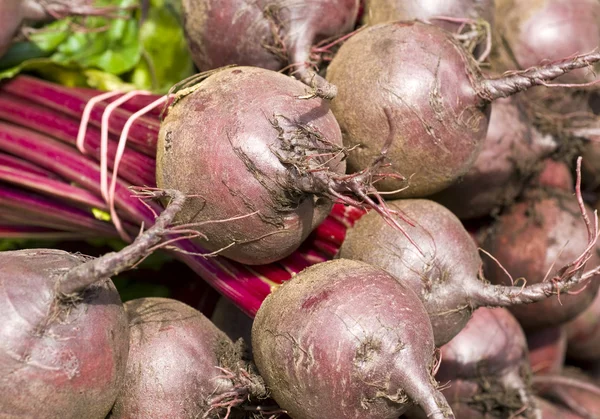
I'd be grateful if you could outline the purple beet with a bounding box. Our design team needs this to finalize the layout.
[109,297,266,418]
[157,66,407,265]
[181,0,360,98]
[533,373,600,418]
[326,21,600,198]
[252,259,454,419]
[407,308,538,419]
[482,190,600,331]
[493,0,600,84]
[0,189,185,418]
[362,0,495,58]
[527,327,567,376]
[338,198,597,346]
[432,96,557,219]
[363,0,495,27]
[565,289,600,361]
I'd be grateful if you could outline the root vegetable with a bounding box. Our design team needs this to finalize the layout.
[181,0,360,98]
[109,297,266,418]
[325,21,600,198]
[0,189,184,419]
[338,196,598,346]
[431,97,556,219]
[252,259,454,419]
[157,66,407,265]
[408,308,537,419]
[482,191,600,330]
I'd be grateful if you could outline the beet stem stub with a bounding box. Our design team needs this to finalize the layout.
[480,51,600,101]
[57,189,185,295]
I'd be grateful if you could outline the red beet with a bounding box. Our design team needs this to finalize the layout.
[338,198,596,346]
[408,308,537,418]
[527,327,567,375]
[535,397,584,419]
[565,290,600,361]
[533,373,600,418]
[252,259,454,419]
[363,0,495,27]
[109,297,265,418]
[157,66,405,265]
[0,189,184,418]
[326,21,600,198]
[482,191,600,331]
[181,0,360,98]
[432,97,557,219]
[493,0,600,83]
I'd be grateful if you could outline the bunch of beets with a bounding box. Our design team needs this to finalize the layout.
[1,0,600,418]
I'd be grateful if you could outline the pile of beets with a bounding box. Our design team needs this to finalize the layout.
[2,0,600,418]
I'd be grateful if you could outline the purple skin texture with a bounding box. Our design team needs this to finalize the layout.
[0,249,129,419]
[565,289,600,361]
[181,0,359,98]
[432,96,557,219]
[408,308,537,418]
[338,198,597,347]
[326,21,489,198]
[493,0,600,83]
[363,0,495,29]
[482,193,600,331]
[109,297,263,418]
[156,66,346,265]
[526,326,567,376]
[326,21,599,198]
[252,259,455,419]
[0,189,184,419]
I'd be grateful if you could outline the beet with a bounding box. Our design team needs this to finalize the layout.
[109,297,265,418]
[535,397,584,419]
[431,97,557,219]
[408,308,537,419]
[565,290,600,361]
[363,0,495,27]
[326,21,600,198]
[527,327,567,375]
[0,189,184,418]
[157,66,405,265]
[482,191,600,331]
[338,198,596,346]
[252,259,454,419]
[493,0,600,84]
[533,373,600,418]
[181,0,360,98]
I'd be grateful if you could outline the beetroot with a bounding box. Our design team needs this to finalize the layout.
[338,198,596,346]
[534,398,584,419]
[533,373,600,418]
[565,290,600,361]
[482,191,600,331]
[431,97,557,219]
[362,0,495,27]
[181,0,360,98]
[527,327,567,375]
[252,259,454,419]
[326,21,600,198]
[0,189,184,418]
[109,297,266,418]
[408,308,537,419]
[493,0,600,84]
[157,66,406,265]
